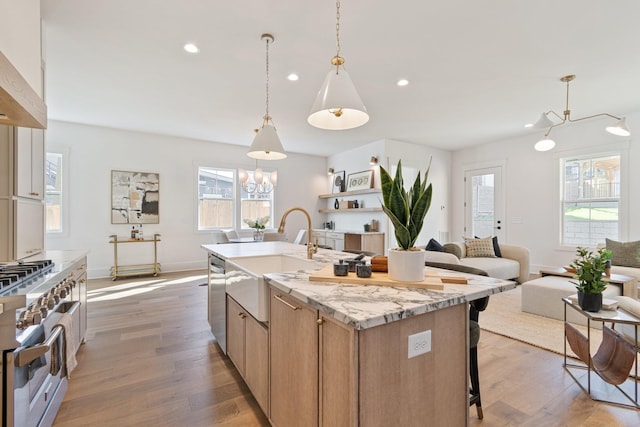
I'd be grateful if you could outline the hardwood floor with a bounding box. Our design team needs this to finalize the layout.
[54,271,639,426]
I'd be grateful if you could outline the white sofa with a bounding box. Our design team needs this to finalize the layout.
[424,242,530,283]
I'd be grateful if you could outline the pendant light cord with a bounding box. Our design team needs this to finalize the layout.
[265,36,270,122]
[335,0,341,59]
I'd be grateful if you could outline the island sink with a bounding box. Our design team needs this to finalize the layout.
[225,254,322,322]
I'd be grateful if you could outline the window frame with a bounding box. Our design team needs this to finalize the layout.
[45,149,69,237]
[558,147,627,247]
[196,166,236,231]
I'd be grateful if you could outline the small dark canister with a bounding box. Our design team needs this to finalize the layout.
[356,263,372,278]
[333,260,349,276]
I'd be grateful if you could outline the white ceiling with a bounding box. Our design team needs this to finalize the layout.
[41,0,640,157]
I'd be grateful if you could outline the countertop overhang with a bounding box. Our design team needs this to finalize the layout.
[202,242,515,330]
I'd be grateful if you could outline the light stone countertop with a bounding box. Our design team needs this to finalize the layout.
[202,242,516,330]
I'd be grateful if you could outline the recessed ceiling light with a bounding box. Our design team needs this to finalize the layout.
[397,79,409,87]
[524,123,534,128]
[184,43,199,54]
[287,73,299,81]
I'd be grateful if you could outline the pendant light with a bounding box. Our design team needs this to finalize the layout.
[307,0,369,130]
[533,75,631,152]
[248,34,287,160]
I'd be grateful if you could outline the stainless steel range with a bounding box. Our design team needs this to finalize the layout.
[0,253,87,427]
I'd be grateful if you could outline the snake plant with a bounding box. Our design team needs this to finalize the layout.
[380,159,433,250]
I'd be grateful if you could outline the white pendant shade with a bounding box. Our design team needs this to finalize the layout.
[534,138,556,152]
[605,117,631,137]
[247,124,287,160]
[532,112,554,129]
[308,68,369,130]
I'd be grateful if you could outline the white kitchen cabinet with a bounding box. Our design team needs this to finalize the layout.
[14,126,45,200]
[312,230,344,251]
[14,198,45,259]
[0,124,45,260]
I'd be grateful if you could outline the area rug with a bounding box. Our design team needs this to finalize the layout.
[480,286,602,359]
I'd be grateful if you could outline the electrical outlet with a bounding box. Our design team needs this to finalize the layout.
[407,330,431,359]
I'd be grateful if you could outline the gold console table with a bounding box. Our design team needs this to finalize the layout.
[109,234,161,280]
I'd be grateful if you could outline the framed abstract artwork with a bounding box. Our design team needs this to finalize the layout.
[111,170,160,224]
[332,170,346,193]
[346,170,373,191]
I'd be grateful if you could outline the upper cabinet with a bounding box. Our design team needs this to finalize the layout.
[14,127,44,200]
[0,0,47,128]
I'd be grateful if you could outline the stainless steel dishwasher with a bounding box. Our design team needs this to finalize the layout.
[208,253,227,354]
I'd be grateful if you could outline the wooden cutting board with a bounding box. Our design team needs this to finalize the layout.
[308,265,467,290]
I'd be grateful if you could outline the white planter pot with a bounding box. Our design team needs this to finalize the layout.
[387,248,425,282]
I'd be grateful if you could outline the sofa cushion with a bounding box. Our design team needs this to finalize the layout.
[459,257,519,281]
[613,296,640,343]
[610,265,640,280]
[424,250,461,265]
[464,237,496,258]
[425,238,445,252]
[475,235,502,257]
[606,238,640,268]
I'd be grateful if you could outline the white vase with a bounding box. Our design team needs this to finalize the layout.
[387,248,426,282]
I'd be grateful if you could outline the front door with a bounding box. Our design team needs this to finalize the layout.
[464,166,505,241]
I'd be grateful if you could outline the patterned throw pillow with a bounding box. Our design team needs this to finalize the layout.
[606,238,640,268]
[464,237,496,258]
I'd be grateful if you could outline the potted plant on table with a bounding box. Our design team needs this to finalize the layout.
[569,246,612,312]
[243,216,270,241]
[379,159,433,282]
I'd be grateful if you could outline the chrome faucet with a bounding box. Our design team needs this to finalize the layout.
[277,207,318,259]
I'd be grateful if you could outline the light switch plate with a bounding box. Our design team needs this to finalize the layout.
[408,330,431,359]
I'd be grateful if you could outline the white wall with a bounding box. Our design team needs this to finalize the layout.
[0,0,42,96]
[46,120,326,278]
[450,111,640,273]
[326,139,452,252]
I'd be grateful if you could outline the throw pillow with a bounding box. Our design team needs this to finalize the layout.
[475,235,502,258]
[425,238,445,252]
[606,238,640,268]
[464,237,496,258]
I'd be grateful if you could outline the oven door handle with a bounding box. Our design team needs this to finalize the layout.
[14,325,64,367]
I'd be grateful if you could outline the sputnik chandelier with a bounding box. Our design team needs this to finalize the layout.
[533,74,631,152]
[238,160,277,195]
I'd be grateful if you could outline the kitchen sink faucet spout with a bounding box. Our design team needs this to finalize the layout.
[277,207,318,259]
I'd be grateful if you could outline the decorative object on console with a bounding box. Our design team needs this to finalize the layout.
[347,170,374,191]
[244,216,269,241]
[569,246,612,312]
[308,0,368,130]
[380,159,433,282]
[111,170,159,224]
[532,74,631,152]
[247,34,286,160]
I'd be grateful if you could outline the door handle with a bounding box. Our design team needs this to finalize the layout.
[14,325,63,367]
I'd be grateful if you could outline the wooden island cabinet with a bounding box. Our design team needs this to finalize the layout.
[202,242,515,427]
[226,295,269,414]
[269,287,467,427]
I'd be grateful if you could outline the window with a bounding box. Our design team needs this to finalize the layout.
[240,170,275,229]
[198,167,234,230]
[561,154,620,246]
[45,152,63,233]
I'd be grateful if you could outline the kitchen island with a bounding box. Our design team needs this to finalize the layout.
[202,242,515,427]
